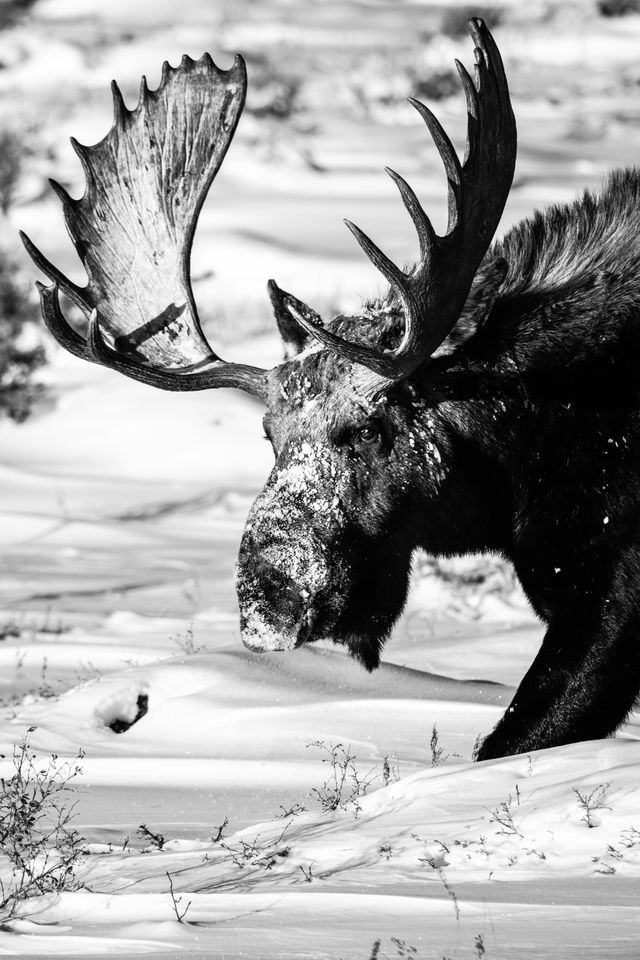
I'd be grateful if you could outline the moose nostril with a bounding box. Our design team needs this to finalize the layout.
[238,552,312,617]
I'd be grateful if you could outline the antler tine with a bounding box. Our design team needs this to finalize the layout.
[48,177,73,207]
[455,59,479,123]
[385,166,436,262]
[20,230,87,311]
[293,18,516,387]
[38,282,88,359]
[22,52,271,401]
[138,74,150,108]
[407,98,462,231]
[343,219,406,291]
[68,136,97,195]
[111,80,129,124]
[408,98,462,184]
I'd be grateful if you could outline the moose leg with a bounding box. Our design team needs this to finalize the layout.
[476,580,640,761]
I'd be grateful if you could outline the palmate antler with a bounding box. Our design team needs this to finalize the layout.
[22,20,515,398]
[21,53,268,399]
[279,18,516,383]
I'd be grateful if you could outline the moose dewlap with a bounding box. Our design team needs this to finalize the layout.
[22,20,640,761]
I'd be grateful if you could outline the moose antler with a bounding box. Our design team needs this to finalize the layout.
[21,53,268,399]
[285,18,516,383]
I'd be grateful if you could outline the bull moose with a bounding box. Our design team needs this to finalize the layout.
[21,20,640,760]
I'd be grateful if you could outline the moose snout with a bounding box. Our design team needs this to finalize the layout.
[240,601,316,654]
[236,530,327,653]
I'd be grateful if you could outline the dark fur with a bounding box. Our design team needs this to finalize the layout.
[238,168,640,760]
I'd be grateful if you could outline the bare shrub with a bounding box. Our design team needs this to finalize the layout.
[137,824,166,850]
[489,793,522,836]
[166,871,192,922]
[430,724,449,766]
[307,740,376,815]
[0,125,48,424]
[0,735,85,923]
[0,620,20,641]
[218,823,290,870]
[573,782,611,828]
[0,247,47,423]
[211,817,229,842]
[381,755,400,786]
[171,625,204,655]
[620,826,640,847]
[246,55,302,120]
[0,0,39,31]
[277,802,306,818]
[0,131,23,216]
[411,68,460,102]
[598,0,640,15]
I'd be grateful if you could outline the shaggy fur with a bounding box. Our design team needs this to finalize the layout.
[237,168,640,760]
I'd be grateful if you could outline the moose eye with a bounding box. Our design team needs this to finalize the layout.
[355,424,380,446]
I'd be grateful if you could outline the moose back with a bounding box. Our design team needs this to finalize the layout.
[21,20,640,760]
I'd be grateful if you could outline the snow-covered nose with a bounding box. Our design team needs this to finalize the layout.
[235,439,346,652]
[236,518,330,652]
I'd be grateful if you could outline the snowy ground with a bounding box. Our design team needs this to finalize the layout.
[1,0,640,957]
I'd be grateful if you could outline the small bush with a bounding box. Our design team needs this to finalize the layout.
[573,782,611,828]
[0,736,85,923]
[441,6,504,38]
[171,625,204,655]
[0,131,23,216]
[307,740,376,816]
[411,68,460,102]
[137,824,165,850]
[0,128,48,425]
[430,724,449,766]
[598,0,640,15]
[0,0,39,31]
[166,871,192,923]
[0,249,46,423]
[0,620,20,640]
[246,56,301,120]
[218,824,291,870]
[489,794,522,836]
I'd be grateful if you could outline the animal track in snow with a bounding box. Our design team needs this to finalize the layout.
[94,686,149,733]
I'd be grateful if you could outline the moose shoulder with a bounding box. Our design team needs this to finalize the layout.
[22,21,640,761]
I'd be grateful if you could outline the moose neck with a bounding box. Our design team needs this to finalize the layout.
[407,355,527,561]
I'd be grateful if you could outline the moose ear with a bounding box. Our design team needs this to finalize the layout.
[445,255,508,349]
[462,256,508,326]
[267,279,324,359]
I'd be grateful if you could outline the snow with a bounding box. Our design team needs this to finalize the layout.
[1,0,640,956]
